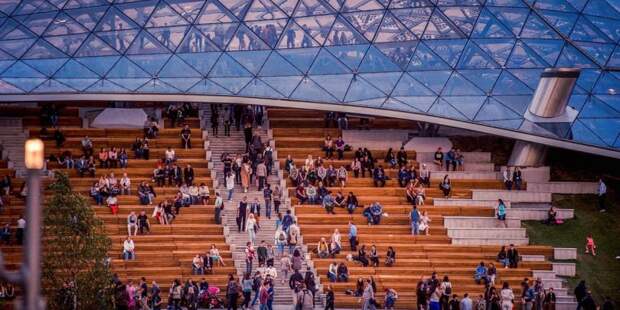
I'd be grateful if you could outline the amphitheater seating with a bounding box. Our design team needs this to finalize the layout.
[268,108,550,308]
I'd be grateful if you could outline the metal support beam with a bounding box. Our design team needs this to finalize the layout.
[507,141,548,167]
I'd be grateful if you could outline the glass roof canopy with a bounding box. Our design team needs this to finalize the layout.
[1,0,620,151]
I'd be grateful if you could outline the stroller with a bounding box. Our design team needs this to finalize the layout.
[199,286,224,309]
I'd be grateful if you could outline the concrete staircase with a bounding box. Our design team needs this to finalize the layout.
[201,105,321,307]
[0,119,28,177]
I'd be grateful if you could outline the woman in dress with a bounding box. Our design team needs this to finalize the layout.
[240,161,251,193]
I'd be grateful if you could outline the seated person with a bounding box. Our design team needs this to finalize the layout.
[317,181,328,201]
[192,254,205,275]
[153,165,166,187]
[373,166,386,187]
[354,245,369,267]
[305,184,317,204]
[137,210,150,234]
[199,183,210,205]
[0,224,11,245]
[106,195,119,215]
[295,184,307,205]
[433,147,444,168]
[327,262,337,282]
[398,166,410,187]
[337,262,349,282]
[210,244,225,266]
[474,262,488,284]
[337,166,347,187]
[369,245,379,267]
[439,175,451,198]
[322,192,336,214]
[363,202,384,225]
[189,184,200,205]
[334,192,346,209]
[346,192,358,214]
[385,247,396,267]
[123,237,135,260]
[317,237,330,258]
[445,148,457,171]
[546,206,558,225]
[90,182,103,205]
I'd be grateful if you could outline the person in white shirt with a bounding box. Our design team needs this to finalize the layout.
[107,173,118,186]
[123,237,135,260]
[120,173,131,195]
[16,217,26,245]
[225,172,235,202]
[500,282,514,310]
[246,213,258,245]
[188,184,199,205]
[598,178,607,212]
[460,293,473,310]
[127,211,138,236]
[165,147,176,164]
[330,229,342,256]
[199,183,210,205]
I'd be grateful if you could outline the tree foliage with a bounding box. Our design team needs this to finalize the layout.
[42,172,114,309]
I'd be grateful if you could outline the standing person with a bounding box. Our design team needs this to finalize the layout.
[263,184,273,219]
[522,279,535,310]
[272,185,281,215]
[246,213,258,245]
[245,242,256,275]
[411,205,420,235]
[237,196,248,232]
[211,108,219,137]
[362,278,375,310]
[226,274,240,310]
[279,252,291,285]
[416,281,428,310]
[574,281,587,310]
[256,160,267,190]
[15,216,25,245]
[214,192,223,225]
[296,284,315,310]
[348,221,358,251]
[324,285,335,310]
[241,273,253,309]
[497,199,507,228]
[223,105,232,137]
[500,282,514,310]
[226,172,235,202]
[597,178,607,212]
[513,167,522,190]
[241,161,251,193]
[507,244,519,268]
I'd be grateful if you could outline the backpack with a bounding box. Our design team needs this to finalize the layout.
[278,232,287,241]
[297,289,313,309]
[444,282,452,295]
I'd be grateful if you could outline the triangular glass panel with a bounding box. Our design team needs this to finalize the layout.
[196,0,238,24]
[574,41,615,66]
[0,3,19,16]
[326,44,368,71]
[209,53,253,77]
[146,1,189,28]
[556,44,597,68]
[571,119,608,147]
[245,0,287,21]
[126,30,170,54]
[0,60,15,74]
[96,29,140,54]
[229,50,271,74]
[533,0,577,12]
[65,6,107,31]
[474,38,515,66]
[15,12,56,36]
[586,16,620,43]
[359,72,402,94]
[375,41,418,69]
[382,97,424,113]
[472,8,514,38]
[594,95,620,113]
[177,26,221,53]
[487,7,529,36]
[538,10,578,36]
[258,51,301,76]
[393,96,436,112]
[342,10,384,42]
[492,70,533,95]
[494,94,532,114]
[457,41,499,69]
[294,14,337,46]
[583,0,620,20]
[2,78,47,92]
[277,48,320,73]
[22,39,67,59]
[358,45,401,73]
[228,23,271,50]
[570,16,613,43]
[458,69,501,93]
[44,34,89,56]
[440,6,481,36]
[277,19,320,48]
[428,98,468,120]
[508,69,543,90]
[389,0,433,8]
[521,13,561,39]
[310,74,353,101]
[74,56,120,77]
[436,0,481,5]
[246,19,288,48]
[391,8,433,38]
[147,25,190,51]
[521,39,564,67]
[294,0,335,17]
[474,98,521,121]
[423,9,464,39]
[407,42,451,70]
[218,0,254,19]
[579,118,620,146]
[568,94,588,111]
[159,77,202,92]
[271,0,297,16]
[565,0,587,11]
[13,1,56,15]
[137,79,182,93]
[117,0,159,27]
[443,96,486,120]
[65,0,110,9]
[0,39,36,58]
[210,77,254,94]
[127,54,171,75]
[95,7,140,32]
[198,23,241,49]
[239,78,285,98]
[54,78,99,91]
[325,0,345,11]
[409,70,451,94]
[579,96,620,118]
[187,78,232,95]
[158,55,202,78]
[1,61,46,78]
[54,59,100,78]
[108,78,151,91]
[374,12,416,43]
[309,48,352,75]
[75,33,118,57]
[342,0,383,12]
[442,72,485,95]
[575,69,601,92]
[167,0,205,23]
[0,19,36,40]
[507,41,549,68]
[392,73,435,96]
[22,59,68,77]
[177,52,221,76]
[260,75,303,96]
[345,76,387,102]
[291,77,338,102]
[86,79,132,93]
[106,57,151,78]
[425,39,466,67]
[32,79,77,93]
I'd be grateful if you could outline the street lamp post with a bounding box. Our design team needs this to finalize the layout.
[0,139,46,309]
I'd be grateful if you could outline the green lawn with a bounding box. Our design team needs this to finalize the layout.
[522,194,620,304]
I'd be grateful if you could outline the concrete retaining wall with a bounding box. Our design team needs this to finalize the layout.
[500,166,550,183]
[508,208,574,220]
[451,237,529,246]
[425,162,495,172]
[554,248,577,260]
[553,263,577,277]
[526,182,598,194]
[443,216,521,228]
[447,228,527,238]
[472,190,552,203]
[433,198,511,207]
[428,171,500,180]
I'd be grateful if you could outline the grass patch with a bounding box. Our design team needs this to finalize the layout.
[522,194,620,304]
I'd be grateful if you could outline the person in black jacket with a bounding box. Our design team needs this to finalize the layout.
[289,270,304,292]
[324,285,335,310]
[581,291,597,310]
[574,280,587,310]
[304,267,317,306]
[184,164,195,185]
[507,244,519,268]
